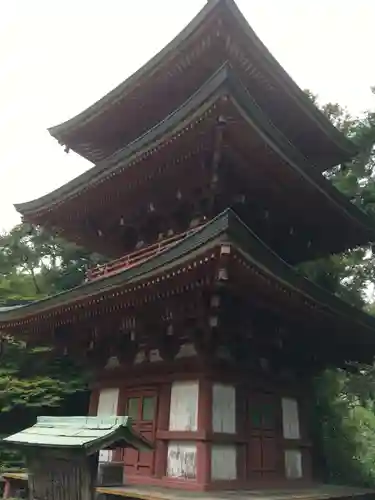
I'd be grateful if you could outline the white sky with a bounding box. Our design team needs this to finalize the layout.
[0,0,374,232]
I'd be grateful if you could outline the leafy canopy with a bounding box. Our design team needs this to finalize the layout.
[0,223,104,303]
[0,227,101,468]
[304,89,375,486]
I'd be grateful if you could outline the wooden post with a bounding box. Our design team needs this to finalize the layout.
[154,383,171,478]
[27,452,98,500]
[196,378,212,487]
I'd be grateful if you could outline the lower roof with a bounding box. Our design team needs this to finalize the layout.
[1,209,375,359]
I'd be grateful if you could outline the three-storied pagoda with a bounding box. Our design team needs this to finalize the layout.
[2,0,375,493]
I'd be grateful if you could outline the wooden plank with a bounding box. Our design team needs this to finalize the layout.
[96,484,375,500]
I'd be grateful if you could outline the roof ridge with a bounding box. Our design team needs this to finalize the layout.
[48,0,355,162]
[2,209,375,355]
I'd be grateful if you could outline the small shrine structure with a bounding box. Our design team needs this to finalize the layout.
[3,416,151,500]
[1,0,375,495]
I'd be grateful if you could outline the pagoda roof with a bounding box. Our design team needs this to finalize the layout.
[1,209,375,360]
[48,0,356,168]
[15,65,375,262]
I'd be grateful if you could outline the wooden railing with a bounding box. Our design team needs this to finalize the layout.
[86,226,203,281]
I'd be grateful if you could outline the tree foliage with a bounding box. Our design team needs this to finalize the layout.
[312,370,375,487]
[303,89,375,486]
[299,90,375,307]
[0,223,104,303]
[0,227,102,468]
[0,339,90,468]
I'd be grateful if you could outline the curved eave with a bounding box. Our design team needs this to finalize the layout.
[17,64,231,216]
[48,0,219,140]
[48,0,356,161]
[15,65,374,251]
[225,0,357,159]
[0,211,229,324]
[1,209,375,348]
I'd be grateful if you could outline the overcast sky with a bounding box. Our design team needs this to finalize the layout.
[0,0,374,232]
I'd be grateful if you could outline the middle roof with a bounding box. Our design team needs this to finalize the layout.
[16,66,374,264]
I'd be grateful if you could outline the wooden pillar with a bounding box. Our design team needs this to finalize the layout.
[2,479,11,499]
[196,378,212,487]
[155,383,171,478]
[113,387,126,464]
[236,383,247,483]
[299,391,313,481]
[88,388,99,416]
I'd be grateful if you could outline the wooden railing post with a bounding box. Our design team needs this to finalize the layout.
[86,224,204,282]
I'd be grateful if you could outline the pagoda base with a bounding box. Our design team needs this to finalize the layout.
[91,358,315,491]
[96,484,375,500]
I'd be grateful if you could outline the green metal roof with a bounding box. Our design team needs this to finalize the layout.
[0,305,26,313]
[3,416,152,454]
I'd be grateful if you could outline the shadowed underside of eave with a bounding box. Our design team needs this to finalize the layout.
[1,209,375,354]
[47,0,356,165]
[14,65,375,261]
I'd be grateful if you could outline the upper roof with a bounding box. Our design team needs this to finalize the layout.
[48,0,356,168]
[4,416,152,454]
[15,66,375,263]
[1,209,375,364]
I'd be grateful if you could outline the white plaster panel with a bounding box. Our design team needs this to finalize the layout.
[149,349,163,362]
[97,388,119,415]
[175,343,197,359]
[167,442,197,479]
[216,346,232,361]
[169,381,198,431]
[282,398,300,439]
[97,388,119,461]
[211,444,237,480]
[105,356,120,369]
[212,384,236,433]
[134,349,146,364]
[285,449,303,479]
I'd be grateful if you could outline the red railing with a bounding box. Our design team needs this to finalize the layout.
[86,225,203,281]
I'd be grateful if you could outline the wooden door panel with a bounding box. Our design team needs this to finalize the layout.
[248,437,262,471]
[123,391,157,477]
[138,452,153,468]
[127,396,141,421]
[137,464,152,476]
[124,447,138,465]
[262,437,277,471]
[124,464,137,475]
[137,429,154,467]
[247,393,279,478]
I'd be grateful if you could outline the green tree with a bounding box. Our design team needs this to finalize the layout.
[299,90,375,308]
[0,226,101,468]
[313,369,375,487]
[304,89,375,486]
[0,223,105,302]
[0,339,91,469]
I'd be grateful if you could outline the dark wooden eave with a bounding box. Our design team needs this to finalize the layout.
[15,65,375,263]
[48,0,356,168]
[1,209,375,362]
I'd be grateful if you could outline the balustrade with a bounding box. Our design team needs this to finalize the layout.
[86,225,203,281]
